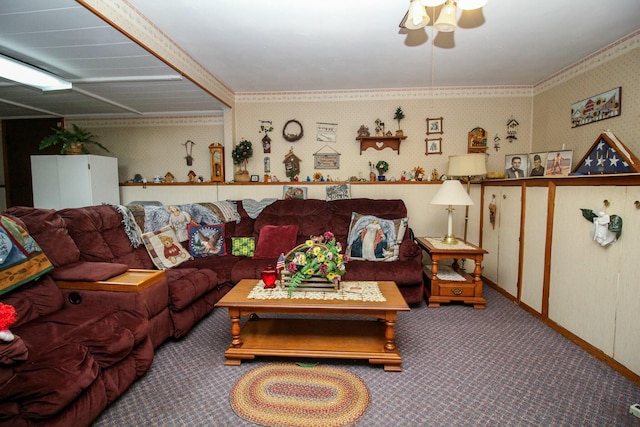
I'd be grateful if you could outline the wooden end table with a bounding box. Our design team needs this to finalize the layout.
[415,237,487,309]
[215,279,410,372]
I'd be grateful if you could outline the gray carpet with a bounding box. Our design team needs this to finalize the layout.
[93,286,640,426]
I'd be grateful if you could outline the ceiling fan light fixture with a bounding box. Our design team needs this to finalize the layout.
[406,0,429,30]
[433,0,458,32]
[457,0,488,10]
[421,0,445,6]
[0,54,72,91]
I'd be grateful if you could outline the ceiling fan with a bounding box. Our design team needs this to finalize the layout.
[399,0,488,32]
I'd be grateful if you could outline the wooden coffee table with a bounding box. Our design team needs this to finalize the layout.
[215,279,410,372]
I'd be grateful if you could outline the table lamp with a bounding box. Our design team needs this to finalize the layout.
[447,154,487,241]
[430,179,475,244]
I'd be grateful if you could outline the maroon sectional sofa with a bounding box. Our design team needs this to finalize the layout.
[0,197,422,426]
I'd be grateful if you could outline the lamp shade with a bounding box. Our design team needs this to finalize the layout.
[406,0,429,29]
[430,180,475,206]
[457,0,488,10]
[421,0,445,6]
[433,0,457,32]
[447,154,487,177]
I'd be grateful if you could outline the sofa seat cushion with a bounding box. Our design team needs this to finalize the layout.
[0,276,64,328]
[180,255,240,286]
[14,306,149,369]
[165,268,218,311]
[49,261,129,282]
[0,341,99,419]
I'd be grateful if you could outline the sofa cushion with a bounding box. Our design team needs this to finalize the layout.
[49,262,129,282]
[5,207,81,267]
[0,276,64,328]
[253,224,299,259]
[188,224,226,257]
[142,225,192,269]
[231,237,255,256]
[346,212,408,261]
[0,215,53,296]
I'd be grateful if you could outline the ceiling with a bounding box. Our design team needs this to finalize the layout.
[0,0,639,120]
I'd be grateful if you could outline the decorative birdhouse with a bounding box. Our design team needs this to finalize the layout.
[283,148,302,181]
[164,171,175,183]
[506,117,519,142]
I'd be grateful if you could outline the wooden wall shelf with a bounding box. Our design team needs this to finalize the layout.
[356,136,407,154]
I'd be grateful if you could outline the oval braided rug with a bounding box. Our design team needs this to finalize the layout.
[230,364,370,427]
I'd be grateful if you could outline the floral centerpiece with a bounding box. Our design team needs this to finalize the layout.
[284,231,348,296]
[376,160,389,177]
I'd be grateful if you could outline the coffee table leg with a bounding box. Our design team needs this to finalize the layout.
[228,308,242,348]
[384,319,397,352]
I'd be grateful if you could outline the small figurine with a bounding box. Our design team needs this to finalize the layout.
[164,172,175,183]
[357,125,370,137]
[188,170,197,182]
[431,168,439,182]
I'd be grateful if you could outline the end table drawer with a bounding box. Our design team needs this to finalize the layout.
[439,283,474,297]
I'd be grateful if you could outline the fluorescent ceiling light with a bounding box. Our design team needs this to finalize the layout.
[0,54,72,91]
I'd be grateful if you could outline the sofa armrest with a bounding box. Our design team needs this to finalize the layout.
[399,239,422,261]
[0,336,28,365]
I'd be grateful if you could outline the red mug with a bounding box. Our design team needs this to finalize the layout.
[261,265,277,288]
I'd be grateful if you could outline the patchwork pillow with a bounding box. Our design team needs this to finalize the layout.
[283,186,307,200]
[253,225,299,259]
[231,237,255,257]
[188,224,226,257]
[142,225,192,269]
[0,216,54,295]
[326,184,351,201]
[346,212,408,262]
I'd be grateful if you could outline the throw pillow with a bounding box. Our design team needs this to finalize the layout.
[188,224,226,257]
[283,186,307,200]
[326,184,351,201]
[253,224,299,259]
[231,237,255,257]
[142,225,192,269]
[346,212,408,262]
[0,216,54,295]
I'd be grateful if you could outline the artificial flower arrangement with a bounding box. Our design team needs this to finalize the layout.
[376,160,389,174]
[412,165,425,180]
[231,139,253,171]
[284,231,348,296]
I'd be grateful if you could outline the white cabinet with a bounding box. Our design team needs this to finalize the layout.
[31,155,119,209]
[482,185,521,298]
[520,186,548,314]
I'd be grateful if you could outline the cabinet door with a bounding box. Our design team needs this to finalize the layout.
[481,185,521,298]
[614,186,640,375]
[548,186,624,354]
[520,186,549,313]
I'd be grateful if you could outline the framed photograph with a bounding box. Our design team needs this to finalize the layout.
[468,127,488,153]
[528,152,548,177]
[504,154,528,179]
[426,117,443,135]
[571,87,621,128]
[250,175,260,182]
[545,150,573,177]
[425,138,442,155]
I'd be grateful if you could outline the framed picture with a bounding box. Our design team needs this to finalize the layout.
[283,186,307,200]
[426,117,443,135]
[545,150,573,177]
[571,87,621,128]
[316,122,338,142]
[468,127,488,153]
[250,175,259,182]
[528,152,548,177]
[314,153,340,169]
[504,154,528,179]
[425,138,442,155]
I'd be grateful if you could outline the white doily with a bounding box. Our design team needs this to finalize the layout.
[424,237,477,250]
[247,281,386,302]
[435,265,466,281]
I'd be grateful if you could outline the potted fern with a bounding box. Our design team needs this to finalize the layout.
[394,107,405,137]
[39,124,109,154]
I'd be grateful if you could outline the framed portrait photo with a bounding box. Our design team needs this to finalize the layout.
[425,138,442,155]
[504,154,528,179]
[528,152,548,177]
[426,117,443,135]
[545,150,573,177]
[250,175,260,182]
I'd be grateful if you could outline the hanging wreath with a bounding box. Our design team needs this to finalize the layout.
[283,119,303,142]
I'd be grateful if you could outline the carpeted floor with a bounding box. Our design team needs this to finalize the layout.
[93,286,640,426]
